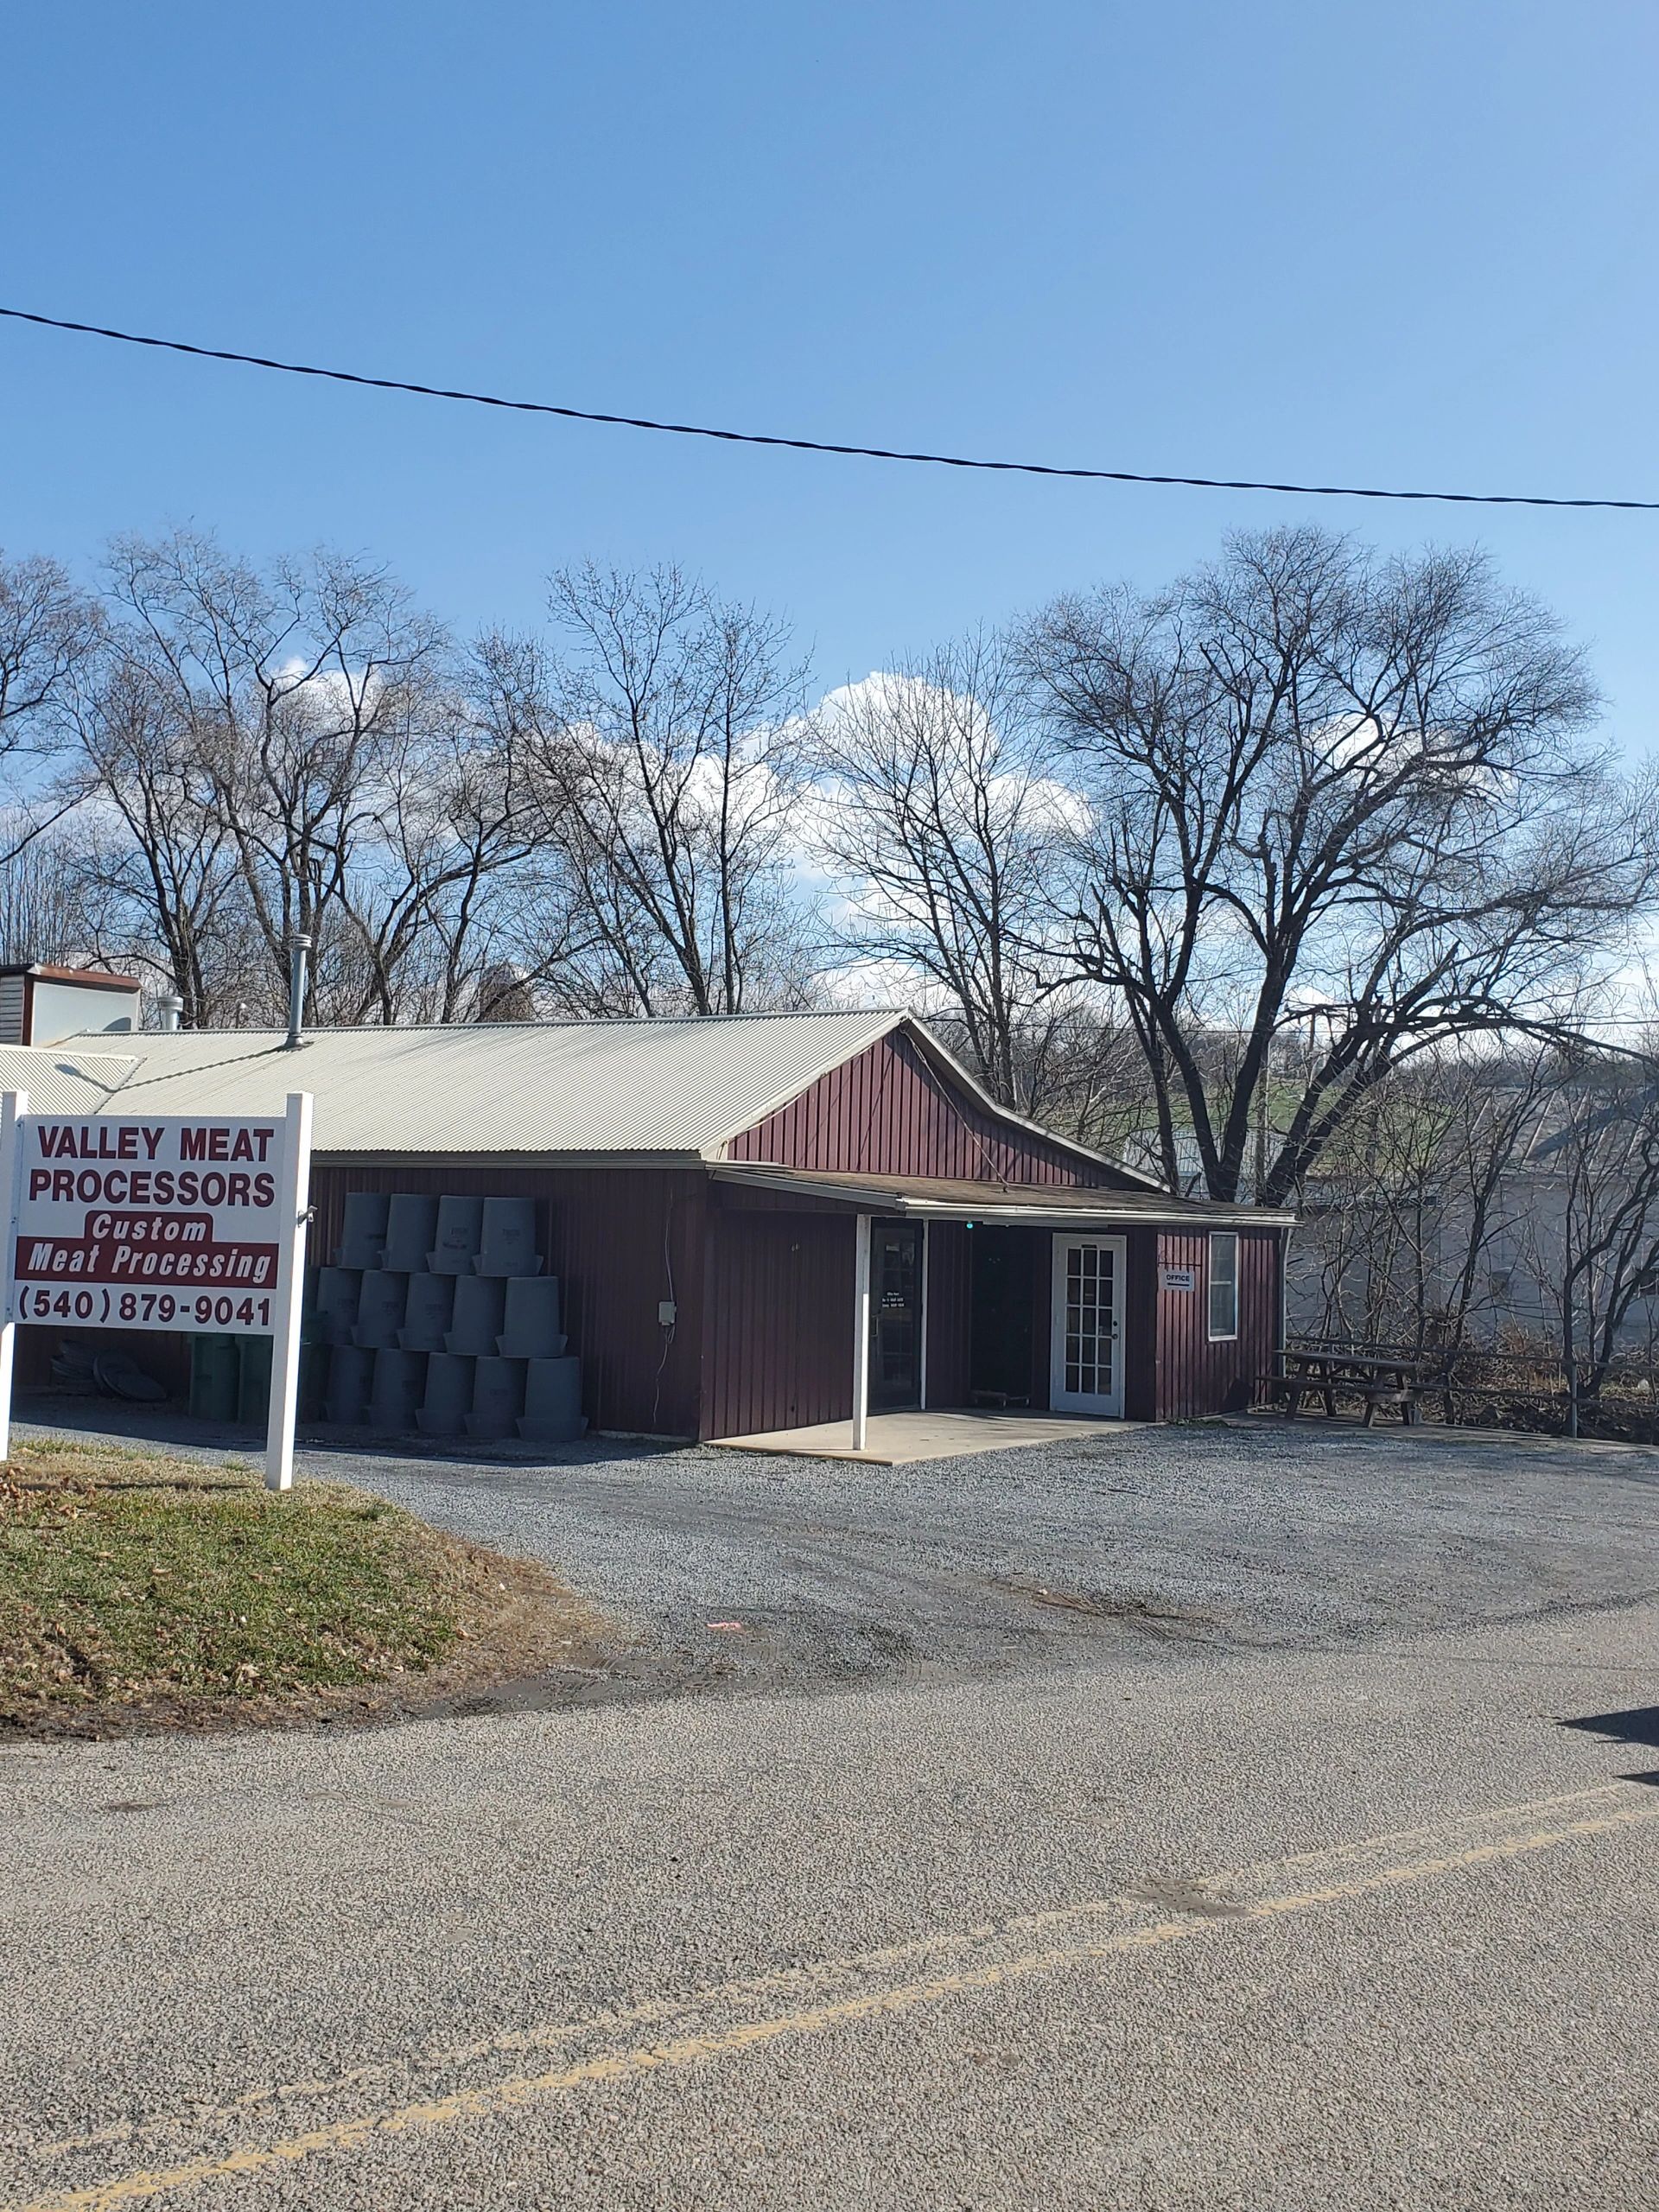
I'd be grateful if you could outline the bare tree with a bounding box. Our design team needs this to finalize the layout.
[0,550,103,861]
[1287,1046,1552,1350]
[1424,1050,1559,1351]
[58,641,245,1024]
[1023,526,1657,1202]
[1525,1052,1659,1430]
[55,542,817,1030]
[437,631,612,1020]
[805,636,1101,1114]
[0,831,105,968]
[334,639,572,1025]
[523,563,814,1015]
[103,530,448,1022]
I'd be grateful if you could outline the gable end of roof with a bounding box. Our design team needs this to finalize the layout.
[714,1011,1167,1192]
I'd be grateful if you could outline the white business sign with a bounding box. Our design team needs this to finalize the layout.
[0,1091,314,1490]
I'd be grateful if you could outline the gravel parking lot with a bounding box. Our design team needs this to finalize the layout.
[21,1407,1659,1700]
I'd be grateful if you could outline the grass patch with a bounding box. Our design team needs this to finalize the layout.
[0,1438,610,1736]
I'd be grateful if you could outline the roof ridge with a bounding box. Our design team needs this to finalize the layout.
[79,1007,904,1042]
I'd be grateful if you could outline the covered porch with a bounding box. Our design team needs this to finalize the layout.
[699,1165,1284,1447]
[703,1166,1257,1449]
[708,1406,1143,1465]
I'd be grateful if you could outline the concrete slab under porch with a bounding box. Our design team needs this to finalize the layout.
[707,1408,1146,1466]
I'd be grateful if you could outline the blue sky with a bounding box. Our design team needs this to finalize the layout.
[3,2,1656,749]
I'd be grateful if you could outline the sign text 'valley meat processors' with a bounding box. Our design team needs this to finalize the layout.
[14,1117,289,1332]
[1,1091,314,1489]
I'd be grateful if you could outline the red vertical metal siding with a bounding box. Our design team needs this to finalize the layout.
[308,1161,708,1438]
[726,1032,1122,1185]
[706,1185,849,1217]
[923,1223,971,1408]
[1122,1227,1160,1420]
[1152,1228,1279,1419]
[1007,1226,1158,1415]
[1020,1226,1155,1412]
[700,1203,855,1439]
[1027,1231,1053,1407]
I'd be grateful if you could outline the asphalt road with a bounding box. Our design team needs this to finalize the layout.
[5,1414,1659,2208]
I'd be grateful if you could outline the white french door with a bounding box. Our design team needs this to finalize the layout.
[1050,1235,1127,1415]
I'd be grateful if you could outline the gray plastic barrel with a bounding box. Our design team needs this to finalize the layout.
[474,1197,542,1277]
[496,1274,565,1357]
[381,1192,440,1274]
[324,1345,375,1424]
[518,1356,585,1442]
[312,1267,362,1346]
[352,1270,410,1348]
[337,1191,390,1269]
[445,1273,506,1355]
[429,1194,485,1274]
[466,1356,527,1439]
[417,1352,474,1435]
[398,1272,455,1352]
[368,1348,425,1431]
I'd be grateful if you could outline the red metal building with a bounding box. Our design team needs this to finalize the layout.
[0,1009,1288,1442]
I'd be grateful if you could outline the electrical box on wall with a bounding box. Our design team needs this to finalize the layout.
[658,1300,677,1326]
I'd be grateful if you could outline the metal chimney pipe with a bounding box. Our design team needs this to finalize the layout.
[156,991,184,1033]
[285,933,312,1049]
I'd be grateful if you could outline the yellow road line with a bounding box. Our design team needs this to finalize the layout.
[11,1785,1659,2212]
[31,1777,1643,2164]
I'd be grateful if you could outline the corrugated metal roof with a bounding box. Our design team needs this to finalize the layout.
[713,1164,1293,1226]
[0,1046,140,1116]
[0,1012,907,1159]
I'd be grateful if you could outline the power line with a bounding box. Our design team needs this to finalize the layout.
[3,302,1656,512]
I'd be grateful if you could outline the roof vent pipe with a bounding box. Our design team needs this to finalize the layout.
[285,932,312,1050]
[156,991,184,1033]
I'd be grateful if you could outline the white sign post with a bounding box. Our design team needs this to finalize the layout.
[263,1093,313,1491]
[0,1090,314,1491]
[0,1090,27,1467]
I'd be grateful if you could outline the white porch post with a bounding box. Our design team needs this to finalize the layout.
[851,1211,872,1449]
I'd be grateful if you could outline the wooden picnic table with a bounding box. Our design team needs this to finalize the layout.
[1268,1347,1439,1426]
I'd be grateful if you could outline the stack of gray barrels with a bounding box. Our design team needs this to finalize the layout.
[305,1192,586,1443]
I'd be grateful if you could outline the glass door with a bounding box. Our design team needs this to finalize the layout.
[870,1221,924,1410]
[1049,1235,1126,1414]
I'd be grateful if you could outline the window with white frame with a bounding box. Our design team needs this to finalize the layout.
[1208,1231,1238,1340]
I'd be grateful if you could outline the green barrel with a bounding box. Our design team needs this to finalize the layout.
[237,1334,274,1427]
[189,1336,241,1423]
[298,1340,329,1423]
